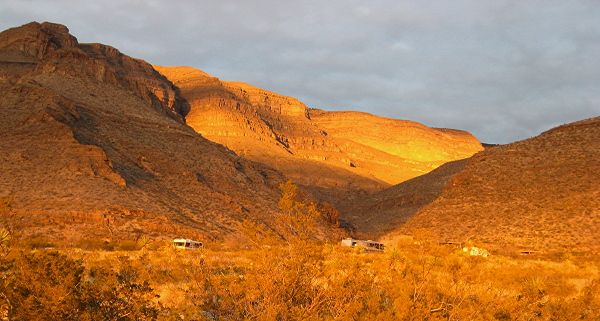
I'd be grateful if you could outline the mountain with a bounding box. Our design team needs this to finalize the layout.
[376,117,600,254]
[337,159,468,238]
[0,22,339,242]
[155,66,483,204]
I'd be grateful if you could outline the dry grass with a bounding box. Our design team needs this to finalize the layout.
[3,236,599,320]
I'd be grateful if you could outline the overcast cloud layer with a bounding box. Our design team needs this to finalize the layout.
[1,0,599,144]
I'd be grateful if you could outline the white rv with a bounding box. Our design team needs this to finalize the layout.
[173,238,203,250]
[341,238,384,252]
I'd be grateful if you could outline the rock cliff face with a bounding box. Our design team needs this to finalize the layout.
[0,22,339,242]
[0,22,187,121]
[308,109,483,185]
[380,117,600,253]
[156,66,484,204]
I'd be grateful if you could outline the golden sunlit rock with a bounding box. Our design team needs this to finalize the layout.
[156,65,483,205]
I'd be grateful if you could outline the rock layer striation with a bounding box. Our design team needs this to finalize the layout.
[156,66,484,204]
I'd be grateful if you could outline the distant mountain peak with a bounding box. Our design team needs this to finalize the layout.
[0,22,77,62]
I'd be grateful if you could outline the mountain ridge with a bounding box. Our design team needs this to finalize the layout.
[155,65,484,205]
[0,22,342,243]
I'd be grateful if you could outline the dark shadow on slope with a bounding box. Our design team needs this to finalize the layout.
[337,158,469,238]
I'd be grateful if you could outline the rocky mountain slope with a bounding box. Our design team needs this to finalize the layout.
[155,66,483,204]
[0,22,340,242]
[337,159,468,238]
[373,117,600,253]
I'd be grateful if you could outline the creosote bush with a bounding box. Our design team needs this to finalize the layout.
[1,189,599,320]
[0,250,159,320]
[1,236,599,320]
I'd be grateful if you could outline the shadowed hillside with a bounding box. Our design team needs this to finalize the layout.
[0,22,341,242]
[155,66,483,204]
[337,159,468,238]
[381,117,600,253]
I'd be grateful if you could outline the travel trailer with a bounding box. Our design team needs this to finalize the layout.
[341,238,385,252]
[173,238,203,250]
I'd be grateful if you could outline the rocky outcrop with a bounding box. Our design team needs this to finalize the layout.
[0,22,77,61]
[0,22,188,122]
[0,22,341,242]
[156,66,484,204]
[155,66,379,204]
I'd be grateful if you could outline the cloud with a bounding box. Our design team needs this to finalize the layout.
[1,0,599,144]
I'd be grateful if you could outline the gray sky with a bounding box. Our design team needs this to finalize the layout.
[1,0,599,144]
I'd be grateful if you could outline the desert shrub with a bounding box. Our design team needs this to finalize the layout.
[139,228,600,321]
[75,237,116,251]
[1,186,599,321]
[78,257,159,320]
[0,251,85,320]
[143,240,163,251]
[0,195,19,258]
[22,237,56,249]
[0,250,161,321]
[317,201,340,226]
[175,242,326,320]
[0,228,10,259]
[277,180,319,242]
[0,195,19,235]
[0,242,597,320]
[116,240,142,251]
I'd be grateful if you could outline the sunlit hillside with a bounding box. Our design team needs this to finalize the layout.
[155,65,483,205]
[392,117,600,254]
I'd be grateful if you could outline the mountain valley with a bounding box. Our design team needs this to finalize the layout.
[367,117,600,253]
[0,22,598,256]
